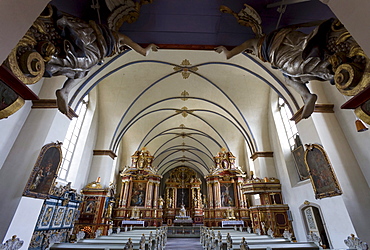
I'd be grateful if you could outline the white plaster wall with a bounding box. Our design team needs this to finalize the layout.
[0,108,70,241]
[0,80,43,169]
[268,92,356,249]
[4,197,43,250]
[321,83,370,187]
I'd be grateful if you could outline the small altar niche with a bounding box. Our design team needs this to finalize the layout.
[163,166,204,226]
[113,148,162,227]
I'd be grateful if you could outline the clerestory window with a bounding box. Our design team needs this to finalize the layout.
[58,95,89,180]
[278,97,309,181]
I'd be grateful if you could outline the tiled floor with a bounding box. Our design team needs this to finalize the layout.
[166,237,203,250]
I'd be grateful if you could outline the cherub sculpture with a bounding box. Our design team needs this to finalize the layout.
[216,4,369,119]
[5,4,158,115]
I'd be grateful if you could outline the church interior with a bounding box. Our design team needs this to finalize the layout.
[1,0,370,249]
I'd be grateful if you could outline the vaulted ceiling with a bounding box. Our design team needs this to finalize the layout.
[49,0,335,176]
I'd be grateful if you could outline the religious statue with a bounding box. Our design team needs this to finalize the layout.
[179,204,186,217]
[158,196,164,209]
[216,4,370,119]
[166,196,172,208]
[5,4,158,115]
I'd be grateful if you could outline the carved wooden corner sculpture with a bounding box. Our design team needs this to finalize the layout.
[2,4,158,118]
[217,4,370,122]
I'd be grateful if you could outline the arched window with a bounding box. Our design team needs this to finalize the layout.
[58,96,89,180]
[278,97,309,181]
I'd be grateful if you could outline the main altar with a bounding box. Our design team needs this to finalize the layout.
[163,166,203,226]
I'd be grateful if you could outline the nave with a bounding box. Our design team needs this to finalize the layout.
[1,1,370,250]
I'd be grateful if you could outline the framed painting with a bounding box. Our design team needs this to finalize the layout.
[292,145,310,181]
[304,144,342,199]
[23,142,63,199]
[84,200,96,214]
[220,182,235,207]
[130,181,146,206]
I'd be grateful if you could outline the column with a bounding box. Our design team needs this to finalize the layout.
[145,180,154,208]
[121,179,131,208]
[236,181,243,208]
[197,187,202,208]
[153,182,159,209]
[207,182,214,209]
[214,180,221,208]
[119,181,125,207]
[89,150,117,188]
[289,80,370,244]
[0,106,70,243]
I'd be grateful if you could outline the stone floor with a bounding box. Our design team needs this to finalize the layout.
[166,237,203,250]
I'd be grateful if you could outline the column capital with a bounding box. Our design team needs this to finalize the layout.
[93,149,117,159]
[32,99,78,120]
[250,151,274,161]
[291,104,334,124]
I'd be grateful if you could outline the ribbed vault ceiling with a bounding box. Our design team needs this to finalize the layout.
[51,0,335,176]
[70,49,299,176]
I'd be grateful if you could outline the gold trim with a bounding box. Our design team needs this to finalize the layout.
[32,99,78,120]
[355,106,370,125]
[93,150,117,159]
[0,96,25,119]
[250,152,274,161]
[313,104,334,113]
[32,99,58,109]
[304,144,342,199]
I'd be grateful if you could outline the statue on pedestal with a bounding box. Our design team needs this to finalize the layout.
[158,196,164,209]
[179,204,186,217]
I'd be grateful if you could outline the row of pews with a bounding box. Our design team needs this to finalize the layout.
[200,227,320,250]
[50,226,168,250]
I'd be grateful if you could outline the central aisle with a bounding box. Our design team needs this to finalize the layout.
[166,237,203,250]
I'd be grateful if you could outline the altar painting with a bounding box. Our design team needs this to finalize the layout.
[304,144,342,199]
[220,183,235,207]
[130,182,146,206]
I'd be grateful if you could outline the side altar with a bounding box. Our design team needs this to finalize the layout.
[203,149,249,227]
[113,148,163,227]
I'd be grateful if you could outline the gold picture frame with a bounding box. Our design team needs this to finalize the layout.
[304,144,342,199]
[23,142,63,199]
[292,145,310,181]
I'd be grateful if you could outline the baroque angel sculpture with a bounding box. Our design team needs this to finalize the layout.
[5,4,157,115]
[216,4,370,119]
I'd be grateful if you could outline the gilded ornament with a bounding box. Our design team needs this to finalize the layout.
[173,59,198,79]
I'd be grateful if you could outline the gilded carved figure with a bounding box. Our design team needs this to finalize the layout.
[216,4,370,119]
